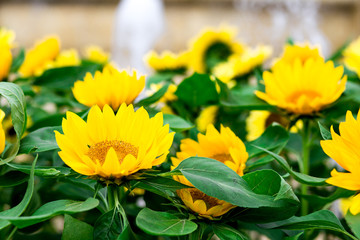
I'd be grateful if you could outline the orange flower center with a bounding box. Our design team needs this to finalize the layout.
[286,90,321,103]
[210,153,232,164]
[86,140,138,164]
[188,188,222,209]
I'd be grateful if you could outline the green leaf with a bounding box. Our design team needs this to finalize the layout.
[345,212,360,239]
[0,156,37,230]
[318,122,332,140]
[146,72,176,88]
[252,145,327,186]
[175,73,219,107]
[19,126,61,154]
[265,210,356,240]
[0,198,99,229]
[34,64,102,89]
[62,214,93,240]
[212,224,249,240]
[10,48,25,73]
[135,84,169,107]
[6,162,71,177]
[136,208,198,236]
[284,233,303,240]
[0,171,28,187]
[163,114,194,132]
[172,157,297,209]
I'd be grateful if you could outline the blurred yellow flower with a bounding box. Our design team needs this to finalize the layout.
[276,43,323,65]
[19,36,60,77]
[340,196,357,216]
[196,105,219,132]
[214,45,272,83]
[0,28,15,47]
[321,110,360,215]
[0,28,15,81]
[149,83,178,103]
[84,45,109,64]
[343,37,360,77]
[72,65,145,110]
[55,104,174,182]
[188,26,244,73]
[145,50,189,72]
[255,59,346,115]
[0,110,5,154]
[172,124,247,218]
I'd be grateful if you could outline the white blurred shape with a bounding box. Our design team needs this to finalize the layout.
[112,0,165,72]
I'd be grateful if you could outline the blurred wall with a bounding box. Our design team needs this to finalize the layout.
[0,0,360,57]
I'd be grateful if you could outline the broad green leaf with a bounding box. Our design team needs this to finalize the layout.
[19,126,61,154]
[62,214,93,240]
[318,122,332,140]
[136,208,198,236]
[175,73,219,107]
[345,212,360,239]
[0,156,37,230]
[0,171,28,187]
[135,83,169,107]
[10,48,25,73]
[1,198,99,228]
[34,64,102,89]
[163,114,194,132]
[266,210,356,240]
[284,233,303,240]
[253,145,327,186]
[212,224,249,240]
[6,162,71,177]
[173,157,296,208]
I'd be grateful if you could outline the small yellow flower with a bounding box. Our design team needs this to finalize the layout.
[0,46,12,81]
[0,109,6,154]
[84,45,109,64]
[172,124,248,219]
[55,104,174,182]
[321,110,360,215]
[214,45,272,83]
[19,36,60,77]
[0,28,15,47]
[343,37,360,77]
[72,65,145,110]
[195,106,219,132]
[276,43,323,65]
[340,196,357,216]
[188,26,244,73]
[255,59,346,115]
[145,50,189,72]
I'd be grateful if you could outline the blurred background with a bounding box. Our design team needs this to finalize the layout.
[1,0,360,71]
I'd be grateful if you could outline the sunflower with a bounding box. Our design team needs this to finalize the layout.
[0,28,15,81]
[0,28,15,47]
[145,50,189,73]
[195,106,219,132]
[172,124,248,219]
[343,37,360,77]
[276,43,323,65]
[72,65,145,110]
[0,110,6,154]
[255,59,346,115]
[18,36,60,77]
[188,26,244,73]
[84,45,109,64]
[55,104,174,183]
[321,110,360,215]
[214,45,272,83]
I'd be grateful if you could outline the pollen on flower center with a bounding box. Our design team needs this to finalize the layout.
[210,153,232,163]
[188,188,221,209]
[287,90,321,103]
[86,140,138,164]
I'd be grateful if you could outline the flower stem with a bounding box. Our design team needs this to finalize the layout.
[107,184,121,211]
[301,119,311,216]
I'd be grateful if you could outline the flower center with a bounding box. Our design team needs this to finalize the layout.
[188,188,221,209]
[210,153,232,163]
[287,90,321,103]
[86,140,138,164]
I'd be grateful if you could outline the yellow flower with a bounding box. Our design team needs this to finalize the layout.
[145,50,189,72]
[214,45,272,83]
[343,37,360,77]
[84,45,109,64]
[149,83,178,103]
[340,196,357,216]
[55,104,174,182]
[72,65,145,110]
[276,43,323,65]
[0,28,15,81]
[321,110,360,215]
[255,59,346,115]
[35,49,81,76]
[19,36,60,77]
[195,106,219,132]
[0,110,5,154]
[172,124,248,218]
[0,28,15,47]
[188,26,244,73]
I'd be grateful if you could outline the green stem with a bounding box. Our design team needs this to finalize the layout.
[6,227,17,240]
[107,185,121,211]
[301,119,311,216]
[188,223,205,240]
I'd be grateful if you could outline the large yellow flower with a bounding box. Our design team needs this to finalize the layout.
[19,36,60,77]
[172,124,248,219]
[255,59,347,115]
[55,104,174,182]
[72,65,145,110]
[0,110,6,154]
[321,110,360,215]
[276,43,323,65]
[343,37,360,77]
[84,45,109,64]
[188,26,244,73]
[214,45,272,83]
[0,28,15,81]
[145,50,189,72]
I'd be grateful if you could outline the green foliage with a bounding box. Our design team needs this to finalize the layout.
[62,214,94,240]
